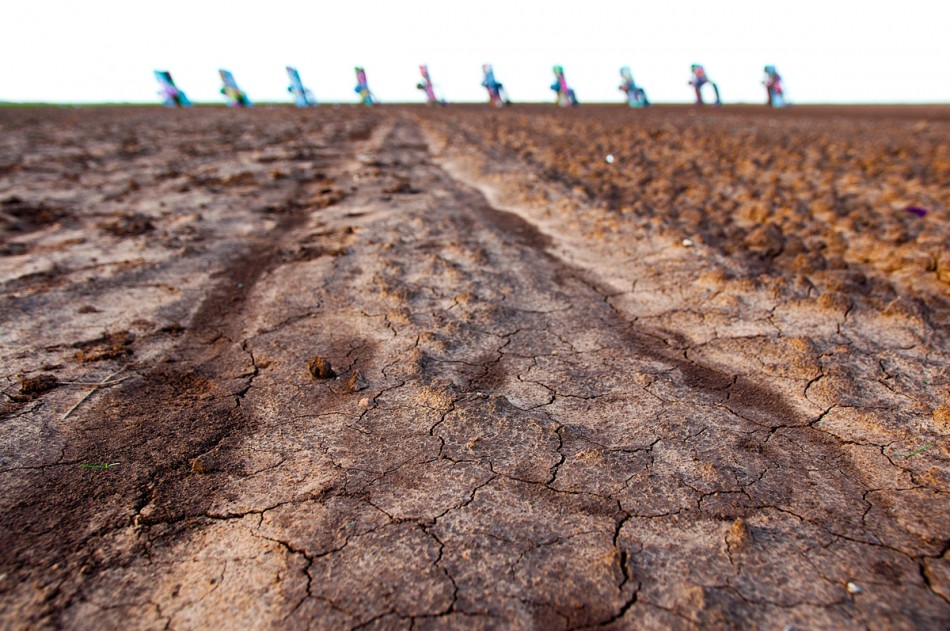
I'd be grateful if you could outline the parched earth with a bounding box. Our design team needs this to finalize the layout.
[0,104,948,630]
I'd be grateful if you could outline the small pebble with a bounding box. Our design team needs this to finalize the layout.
[682,238,694,247]
[358,397,370,409]
[846,581,862,594]
[605,154,615,164]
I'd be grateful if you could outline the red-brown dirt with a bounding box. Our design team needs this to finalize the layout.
[0,104,948,629]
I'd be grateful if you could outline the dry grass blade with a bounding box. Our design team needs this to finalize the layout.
[61,366,130,420]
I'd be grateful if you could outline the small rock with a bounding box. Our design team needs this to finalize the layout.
[682,238,694,247]
[358,397,371,409]
[347,370,368,392]
[605,154,615,164]
[307,356,335,380]
[846,581,862,595]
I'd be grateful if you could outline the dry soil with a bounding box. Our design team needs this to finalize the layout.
[0,104,948,630]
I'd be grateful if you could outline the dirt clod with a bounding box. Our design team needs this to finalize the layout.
[933,405,950,431]
[726,517,752,551]
[18,373,60,395]
[101,213,154,237]
[73,331,134,362]
[1,195,70,232]
[383,177,416,195]
[347,370,368,392]
[311,186,345,209]
[307,355,335,380]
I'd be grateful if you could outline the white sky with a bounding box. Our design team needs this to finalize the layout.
[1,0,948,104]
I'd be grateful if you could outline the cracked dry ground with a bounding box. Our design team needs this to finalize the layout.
[0,105,948,630]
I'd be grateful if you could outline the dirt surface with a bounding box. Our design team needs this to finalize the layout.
[0,104,948,629]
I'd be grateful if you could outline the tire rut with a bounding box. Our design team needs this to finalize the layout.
[0,114,384,629]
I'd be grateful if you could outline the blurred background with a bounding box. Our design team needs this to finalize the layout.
[2,0,947,104]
